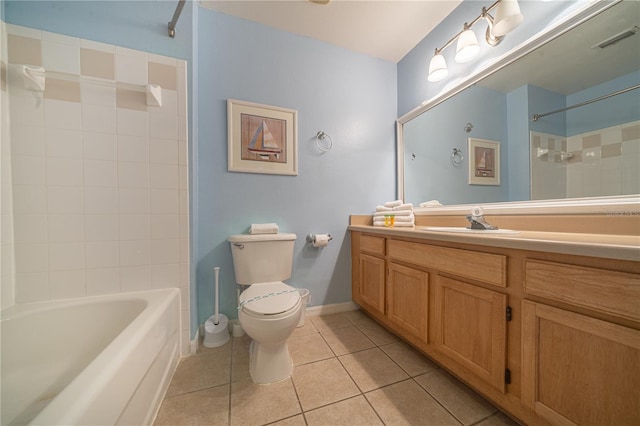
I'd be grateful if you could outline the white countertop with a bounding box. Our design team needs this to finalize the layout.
[348,225,640,262]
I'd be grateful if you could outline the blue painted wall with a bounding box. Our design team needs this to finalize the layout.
[566,71,640,136]
[195,8,396,326]
[506,85,530,201]
[403,85,507,205]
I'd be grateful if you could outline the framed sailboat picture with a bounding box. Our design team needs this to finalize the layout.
[468,138,500,185]
[227,99,298,175]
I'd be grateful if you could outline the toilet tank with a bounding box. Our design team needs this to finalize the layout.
[228,233,296,285]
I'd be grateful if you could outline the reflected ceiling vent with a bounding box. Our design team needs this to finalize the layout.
[592,26,640,49]
[308,0,331,4]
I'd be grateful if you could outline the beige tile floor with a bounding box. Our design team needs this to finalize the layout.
[154,310,520,426]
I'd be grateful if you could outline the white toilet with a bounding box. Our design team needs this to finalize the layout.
[228,232,302,384]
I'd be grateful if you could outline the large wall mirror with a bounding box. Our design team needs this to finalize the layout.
[399,0,639,209]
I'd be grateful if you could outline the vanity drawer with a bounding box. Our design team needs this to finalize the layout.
[360,234,386,256]
[524,259,640,322]
[388,240,506,288]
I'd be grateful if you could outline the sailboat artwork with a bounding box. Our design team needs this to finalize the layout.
[241,114,286,163]
[474,147,495,178]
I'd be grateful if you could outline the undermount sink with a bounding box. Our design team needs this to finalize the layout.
[422,227,520,235]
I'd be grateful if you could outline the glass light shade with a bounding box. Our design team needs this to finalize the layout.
[455,29,480,63]
[428,54,448,82]
[493,0,524,37]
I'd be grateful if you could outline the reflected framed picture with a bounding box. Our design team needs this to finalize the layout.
[468,138,500,185]
[227,99,298,175]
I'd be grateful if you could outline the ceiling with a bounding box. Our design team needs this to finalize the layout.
[199,0,463,63]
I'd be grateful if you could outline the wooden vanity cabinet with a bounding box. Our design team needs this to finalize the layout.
[521,259,640,425]
[434,276,507,393]
[351,229,640,425]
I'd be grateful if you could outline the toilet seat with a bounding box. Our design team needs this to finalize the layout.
[239,282,300,317]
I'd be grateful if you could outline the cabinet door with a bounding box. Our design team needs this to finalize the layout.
[434,276,507,393]
[359,254,386,316]
[522,301,640,426]
[387,263,429,343]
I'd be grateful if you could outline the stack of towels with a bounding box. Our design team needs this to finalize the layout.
[249,223,279,234]
[373,200,414,227]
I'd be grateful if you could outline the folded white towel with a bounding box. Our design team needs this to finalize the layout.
[384,200,403,208]
[419,200,443,208]
[393,203,413,211]
[392,214,415,222]
[374,210,413,217]
[373,221,414,227]
[375,205,393,212]
[249,223,279,234]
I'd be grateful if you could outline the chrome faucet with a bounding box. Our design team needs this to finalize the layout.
[466,206,498,230]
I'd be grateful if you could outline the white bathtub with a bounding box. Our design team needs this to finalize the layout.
[1,288,181,425]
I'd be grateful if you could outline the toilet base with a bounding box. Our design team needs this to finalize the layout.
[249,339,293,384]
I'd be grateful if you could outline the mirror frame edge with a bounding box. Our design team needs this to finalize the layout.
[396,0,640,216]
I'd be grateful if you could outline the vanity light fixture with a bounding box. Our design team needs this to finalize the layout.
[427,0,524,83]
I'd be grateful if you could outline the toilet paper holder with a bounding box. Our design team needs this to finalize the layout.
[306,234,332,245]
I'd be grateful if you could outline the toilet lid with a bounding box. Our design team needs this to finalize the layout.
[239,282,300,315]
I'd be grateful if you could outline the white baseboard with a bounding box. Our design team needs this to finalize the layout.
[305,301,359,317]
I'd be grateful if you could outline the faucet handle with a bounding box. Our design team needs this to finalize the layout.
[470,205,484,219]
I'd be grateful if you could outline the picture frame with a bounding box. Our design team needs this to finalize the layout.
[468,138,500,185]
[227,99,298,176]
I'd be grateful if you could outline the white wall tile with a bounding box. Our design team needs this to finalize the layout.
[179,165,188,190]
[119,240,150,266]
[13,185,47,213]
[49,242,85,270]
[151,214,179,240]
[84,187,118,214]
[48,214,85,242]
[11,125,45,156]
[179,262,189,287]
[149,109,178,140]
[82,103,116,134]
[6,23,42,39]
[117,108,148,137]
[120,265,151,292]
[47,157,83,186]
[46,129,83,158]
[9,95,45,127]
[119,214,150,240]
[119,188,149,214]
[85,241,119,268]
[151,263,179,289]
[14,214,47,243]
[47,186,84,214]
[150,138,178,164]
[85,214,118,241]
[15,243,48,273]
[179,238,189,264]
[86,268,120,295]
[150,164,178,189]
[50,269,86,299]
[84,159,117,187]
[42,31,80,74]
[83,132,117,161]
[150,189,178,214]
[118,135,149,162]
[15,272,49,303]
[118,162,149,188]
[44,99,82,130]
[147,53,177,66]
[12,155,46,185]
[151,239,179,265]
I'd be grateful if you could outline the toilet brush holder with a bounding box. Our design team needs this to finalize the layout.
[203,313,230,348]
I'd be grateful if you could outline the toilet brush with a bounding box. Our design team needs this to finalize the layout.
[203,266,230,347]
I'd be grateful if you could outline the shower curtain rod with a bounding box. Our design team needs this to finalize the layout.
[532,84,640,121]
[168,0,186,38]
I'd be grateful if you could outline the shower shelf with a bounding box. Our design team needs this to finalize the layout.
[17,64,162,107]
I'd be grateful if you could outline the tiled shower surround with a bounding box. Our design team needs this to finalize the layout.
[531,121,640,200]
[1,23,190,354]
